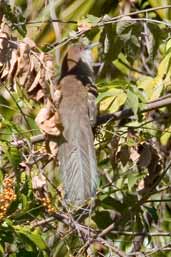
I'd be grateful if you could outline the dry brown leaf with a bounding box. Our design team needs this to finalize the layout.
[53,89,62,107]
[28,70,41,92]
[48,140,59,157]
[137,143,162,194]
[35,89,44,102]
[110,135,119,169]
[0,27,63,159]
[16,43,31,86]
[0,31,9,65]
[1,64,9,80]
[35,107,51,125]
[117,144,130,166]
[35,101,62,137]
[137,143,152,169]
[8,48,18,82]
[23,37,36,49]
[32,174,46,190]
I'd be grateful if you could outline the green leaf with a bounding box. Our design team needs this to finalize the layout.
[150,77,163,100]
[20,193,29,209]
[93,211,113,229]
[157,51,171,79]
[0,244,4,254]
[160,128,171,146]
[86,14,100,24]
[14,226,47,250]
[2,2,26,36]
[98,88,127,113]
[126,90,139,115]
[113,53,130,75]
[109,93,127,112]
[97,88,123,103]
[127,173,137,191]
[165,39,171,53]
[116,17,133,35]
[137,76,163,101]
[102,197,124,212]
[144,206,158,223]
[97,79,129,92]
[5,147,21,169]
[137,76,154,100]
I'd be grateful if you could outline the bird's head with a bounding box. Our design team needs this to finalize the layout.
[60,43,94,84]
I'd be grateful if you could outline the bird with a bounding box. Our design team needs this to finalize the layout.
[57,44,98,204]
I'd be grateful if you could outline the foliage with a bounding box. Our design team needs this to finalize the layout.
[1,0,171,256]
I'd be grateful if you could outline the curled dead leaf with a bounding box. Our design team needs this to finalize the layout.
[53,89,62,107]
[137,142,162,194]
[110,135,119,169]
[117,144,130,166]
[0,31,9,65]
[35,102,63,137]
[32,174,46,190]
[137,143,152,169]
[48,140,59,157]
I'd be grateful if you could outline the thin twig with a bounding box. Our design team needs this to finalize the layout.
[110,230,171,237]
[14,5,171,27]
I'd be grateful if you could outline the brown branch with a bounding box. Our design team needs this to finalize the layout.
[14,19,77,26]
[11,134,45,147]
[107,5,171,22]
[31,211,127,257]
[97,96,171,125]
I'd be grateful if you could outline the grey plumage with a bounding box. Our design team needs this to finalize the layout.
[58,45,98,204]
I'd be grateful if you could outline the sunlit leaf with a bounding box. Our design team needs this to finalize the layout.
[126,89,139,114]
[128,173,137,191]
[98,88,127,113]
[160,128,171,145]
[113,53,130,75]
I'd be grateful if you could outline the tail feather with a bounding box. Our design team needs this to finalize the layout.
[58,77,98,204]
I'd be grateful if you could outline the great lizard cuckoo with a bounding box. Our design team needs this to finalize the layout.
[58,44,98,204]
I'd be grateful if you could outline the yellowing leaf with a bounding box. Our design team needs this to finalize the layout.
[97,88,125,103]
[100,95,115,112]
[150,77,163,100]
[113,53,130,75]
[157,51,171,78]
[99,89,127,113]
[109,92,127,112]
[137,76,163,101]
[148,0,170,19]
[160,128,171,146]
[137,76,155,100]
[128,173,137,191]
[165,39,171,53]
[126,90,139,114]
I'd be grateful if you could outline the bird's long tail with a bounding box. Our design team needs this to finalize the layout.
[58,84,98,204]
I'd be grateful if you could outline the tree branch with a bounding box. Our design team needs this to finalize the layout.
[97,95,171,125]
[31,211,127,257]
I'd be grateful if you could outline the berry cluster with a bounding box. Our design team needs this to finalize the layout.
[40,196,56,214]
[0,178,16,221]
